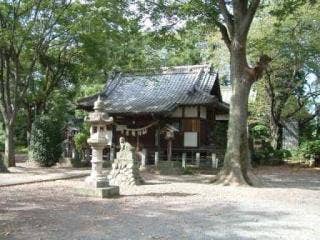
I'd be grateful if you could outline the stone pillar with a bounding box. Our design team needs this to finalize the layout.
[87,147,104,184]
[182,153,186,168]
[85,128,109,189]
[154,151,159,167]
[212,153,218,169]
[196,152,200,167]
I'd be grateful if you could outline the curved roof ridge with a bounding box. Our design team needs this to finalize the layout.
[120,64,214,77]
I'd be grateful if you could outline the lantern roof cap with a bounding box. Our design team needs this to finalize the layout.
[93,95,105,111]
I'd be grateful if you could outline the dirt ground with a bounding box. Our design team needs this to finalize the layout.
[1,165,320,240]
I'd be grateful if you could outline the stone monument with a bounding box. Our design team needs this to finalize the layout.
[107,137,144,187]
[82,96,119,198]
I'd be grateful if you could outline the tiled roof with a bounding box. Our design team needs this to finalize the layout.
[77,65,228,114]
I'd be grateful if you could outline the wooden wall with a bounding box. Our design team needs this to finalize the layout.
[110,106,217,150]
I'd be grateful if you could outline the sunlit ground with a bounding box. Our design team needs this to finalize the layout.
[1,166,320,240]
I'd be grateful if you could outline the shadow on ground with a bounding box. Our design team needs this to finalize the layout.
[0,193,300,240]
[255,166,320,191]
[1,166,319,239]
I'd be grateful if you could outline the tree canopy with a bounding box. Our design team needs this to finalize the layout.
[0,0,318,177]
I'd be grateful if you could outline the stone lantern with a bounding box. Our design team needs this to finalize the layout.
[83,96,119,198]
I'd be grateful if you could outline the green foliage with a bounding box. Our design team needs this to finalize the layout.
[250,124,270,140]
[252,147,291,166]
[298,140,320,160]
[74,132,89,152]
[248,2,320,149]
[73,122,90,161]
[29,115,64,167]
[15,111,28,147]
[0,142,4,152]
[251,122,292,165]
[250,2,320,118]
[16,146,28,154]
[273,149,292,159]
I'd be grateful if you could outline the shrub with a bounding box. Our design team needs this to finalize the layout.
[74,124,90,162]
[273,149,292,159]
[250,124,270,140]
[29,115,64,167]
[74,132,89,152]
[298,140,320,160]
[252,148,291,166]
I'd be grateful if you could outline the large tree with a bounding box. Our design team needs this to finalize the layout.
[182,0,271,185]
[0,0,75,168]
[249,1,320,149]
[141,0,317,185]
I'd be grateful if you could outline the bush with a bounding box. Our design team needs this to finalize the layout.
[273,149,292,159]
[250,124,270,140]
[29,115,64,167]
[298,140,320,160]
[73,122,90,162]
[252,148,291,166]
[74,132,89,152]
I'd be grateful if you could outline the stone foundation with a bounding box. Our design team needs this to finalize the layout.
[77,185,119,198]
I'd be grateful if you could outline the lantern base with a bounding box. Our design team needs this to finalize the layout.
[78,185,119,198]
[85,175,109,188]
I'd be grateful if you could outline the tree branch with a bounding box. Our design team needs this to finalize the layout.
[247,54,272,83]
[218,0,234,37]
[216,21,231,50]
[241,0,260,35]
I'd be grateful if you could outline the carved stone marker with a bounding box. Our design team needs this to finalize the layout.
[107,137,144,187]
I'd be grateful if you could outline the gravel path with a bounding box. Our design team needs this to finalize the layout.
[1,166,320,240]
[0,163,90,187]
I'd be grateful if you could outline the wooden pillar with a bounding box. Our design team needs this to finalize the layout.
[212,153,218,169]
[110,146,115,161]
[154,151,159,166]
[182,152,186,168]
[139,148,147,170]
[110,124,116,161]
[156,125,161,159]
[196,152,200,167]
[136,134,140,151]
[167,139,172,161]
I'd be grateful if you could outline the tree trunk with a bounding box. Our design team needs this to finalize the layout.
[213,0,270,186]
[0,155,8,172]
[270,118,282,150]
[26,104,33,146]
[217,81,252,185]
[4,122,15,167]
[216,49,253,186]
